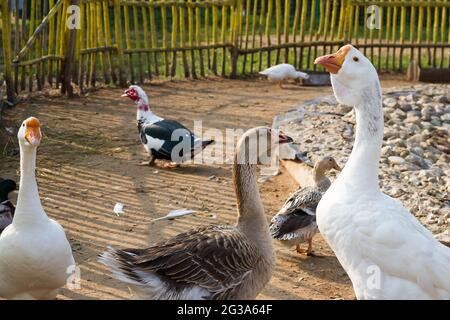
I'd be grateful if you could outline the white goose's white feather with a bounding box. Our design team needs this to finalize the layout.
[0,122,75,300]
[316,45,450,300]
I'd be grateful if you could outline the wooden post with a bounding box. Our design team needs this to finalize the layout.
[61,0,78,96]
[1,0,15,104]
[113,0,126,87]
[230,0,241,79]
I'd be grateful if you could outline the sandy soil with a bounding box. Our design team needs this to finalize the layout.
[0,76,414,300]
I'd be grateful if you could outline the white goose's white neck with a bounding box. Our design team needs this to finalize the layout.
[136,99,162,125]
[337,82,384,192]
[14,144,47,225]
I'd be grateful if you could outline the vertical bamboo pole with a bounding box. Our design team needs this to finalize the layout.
[409,2,416,68]
[28,0,36,91]
[274,0,281,64]
[283,0,290,63]
[292,0,300,68]
[323,0,331,41]
[205,2,211,69]
[88,0,97,86]
[42,0,49,87]
[307,0,316,70]
[180,3,190,77]
[230,0,243,79]
[265,0,273,67]
[195,1,205,77]
[352,1,360,45]
[187,0,197,78]
[362,0,368,56]
[20,1,27,90]
[35,0,42,91]
[316,0,324,40]
[330,0,338,40]
[337,0,346,40]
[83,0,90,87]
[62,0,78,96]
[368,1,375,63]
[140,0,152,79]
[102,0,115,82]
[426,0,432,66]
[132,1,143,83]
[432,3,439,67]
[148,1,159,77]
[385,1,392,71]
[417,2,424,68]
[391,0,398,71]
[399,1,406,72]
[377,4,383,71]
[13,0,20,93]
[161,1,169,77]
[97,1,109,83]
[170,3,178,77]
[249,0,258,74]
[315,0,324,71]
[299,0,307,69]
[220,3,227,76]
[439,1,446,68]
[211,2,218,74]
[258,0,266,71]
[114,0,126,86]
[77,0,85,89]
[1,0,14,101]
[123,1,134,82]
[242,0,251,73]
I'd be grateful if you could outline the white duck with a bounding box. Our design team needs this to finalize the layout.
[315,45,450,300]
[99,127,293,300]
[259,63,309,88]
[0,117,75,300]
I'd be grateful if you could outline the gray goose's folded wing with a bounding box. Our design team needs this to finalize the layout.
[102,225,262,299]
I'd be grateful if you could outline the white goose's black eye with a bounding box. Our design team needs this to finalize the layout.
[22,124,25,127]
[353,57,359,62]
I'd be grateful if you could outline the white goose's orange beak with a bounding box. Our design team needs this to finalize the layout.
[314,45,352,74]
[24,117,41,146]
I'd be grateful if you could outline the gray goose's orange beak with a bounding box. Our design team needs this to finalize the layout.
[314,45,352,74]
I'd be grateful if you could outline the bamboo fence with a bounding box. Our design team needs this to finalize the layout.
[0,0,449,102]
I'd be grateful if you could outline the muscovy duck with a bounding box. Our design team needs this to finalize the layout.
[122,85,214,168]
[0,178,16,234]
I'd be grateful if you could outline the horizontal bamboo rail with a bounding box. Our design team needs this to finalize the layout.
[1,0,449,101]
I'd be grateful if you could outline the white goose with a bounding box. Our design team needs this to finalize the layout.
[259,63,309,88]
[0,117,75,300]
[315,45,450,299]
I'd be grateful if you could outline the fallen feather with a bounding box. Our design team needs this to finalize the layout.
[151,209,195,222]
[113,203,124,216]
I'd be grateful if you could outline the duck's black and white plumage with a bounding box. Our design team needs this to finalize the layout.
[0,178,16,233]
[123,86,214,167]
[100,127,293,300]
[270,156,340,256]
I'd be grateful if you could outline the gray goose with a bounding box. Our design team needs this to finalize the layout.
[99,127,293,299]
[269,156,340,256]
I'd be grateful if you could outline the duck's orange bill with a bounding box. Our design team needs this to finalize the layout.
[314,45,351,74]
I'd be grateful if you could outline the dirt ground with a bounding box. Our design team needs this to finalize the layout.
[0,75,414,300]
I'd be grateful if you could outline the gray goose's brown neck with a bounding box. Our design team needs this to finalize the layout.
[233,142,272,248]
